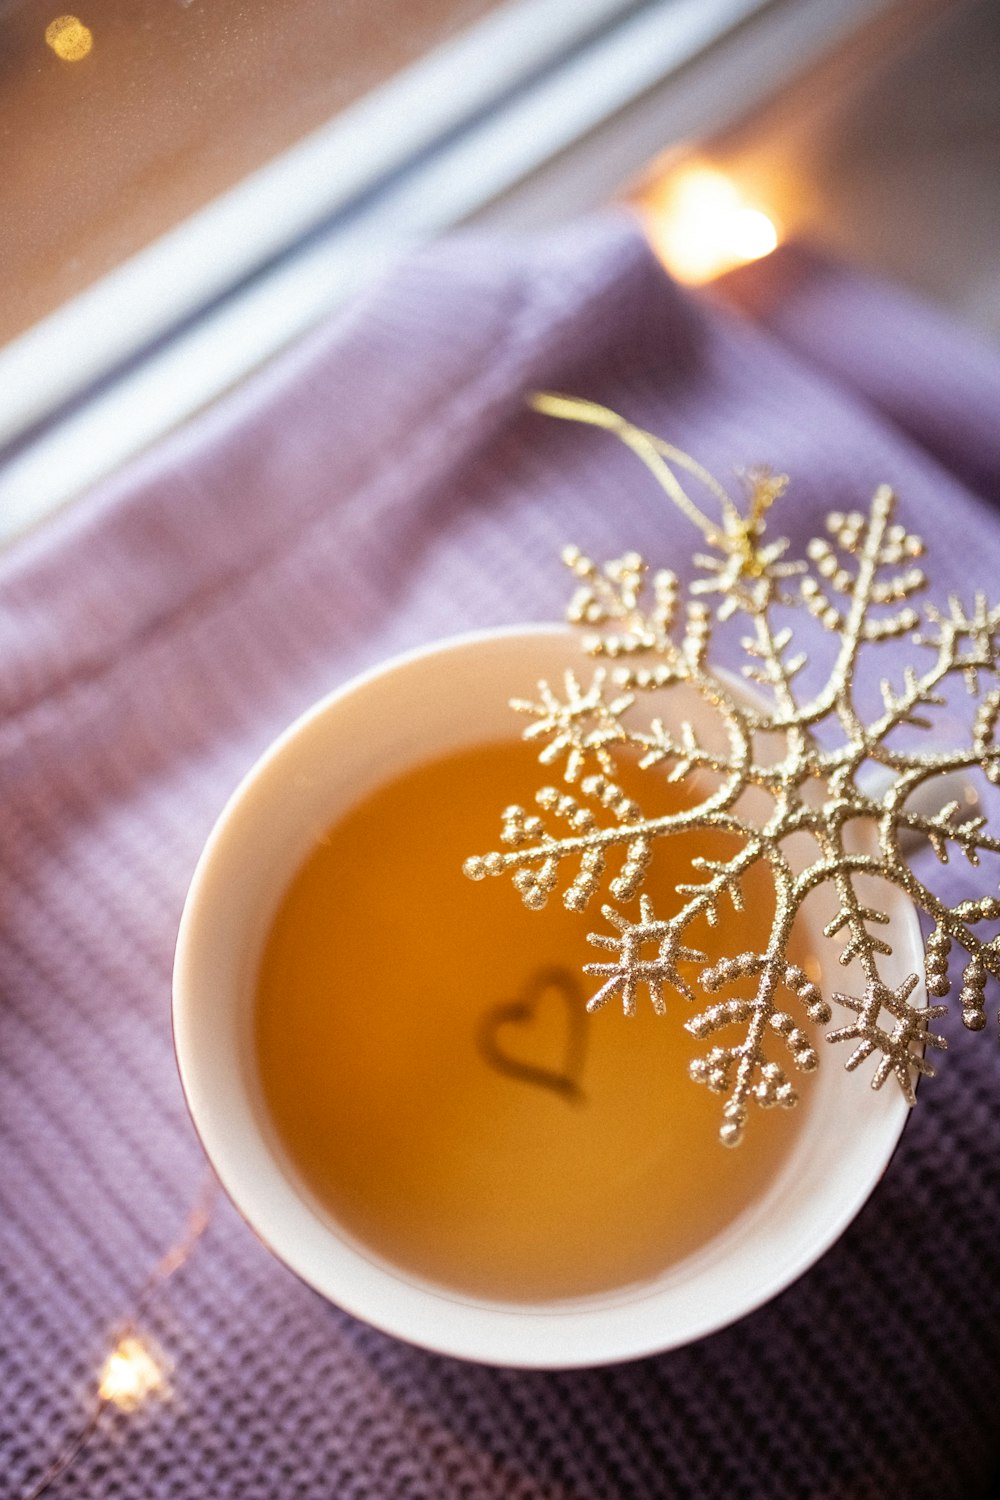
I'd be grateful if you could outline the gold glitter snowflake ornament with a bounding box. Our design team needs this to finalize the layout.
[464,394,1000,1145]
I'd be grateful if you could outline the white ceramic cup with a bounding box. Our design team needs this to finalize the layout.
[173,625,916,1368]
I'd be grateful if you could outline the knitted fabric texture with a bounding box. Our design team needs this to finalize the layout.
[2,220,1000,1499]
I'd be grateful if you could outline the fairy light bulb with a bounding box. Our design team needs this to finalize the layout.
[45,15,93,61]
[98,1335,164,1409]
[641,165,781,284]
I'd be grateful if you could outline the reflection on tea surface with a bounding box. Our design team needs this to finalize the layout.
[255,739,809,1301]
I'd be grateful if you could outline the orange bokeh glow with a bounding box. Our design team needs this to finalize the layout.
[45,15,93,62]
[641,166,780,284]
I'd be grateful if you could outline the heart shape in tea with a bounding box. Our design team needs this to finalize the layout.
[253,736,809,1304]
[476,965,587,1105]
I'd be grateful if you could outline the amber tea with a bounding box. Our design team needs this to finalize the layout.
[255,738,809,1302]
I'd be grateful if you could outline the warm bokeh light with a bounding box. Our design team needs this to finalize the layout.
[98,1335,164,1409]
[45,15,93,61]
[640,165,780,285]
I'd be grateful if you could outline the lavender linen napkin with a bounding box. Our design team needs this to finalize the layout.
[2,218,999,1499]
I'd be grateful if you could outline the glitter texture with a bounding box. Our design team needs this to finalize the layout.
[466,396,1000,1144]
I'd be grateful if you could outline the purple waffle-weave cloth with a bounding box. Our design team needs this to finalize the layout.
[2,217,1000,1499]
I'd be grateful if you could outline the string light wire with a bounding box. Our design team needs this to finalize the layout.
[20,1175,218,1500]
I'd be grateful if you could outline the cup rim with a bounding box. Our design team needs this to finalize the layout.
[173,624,914,1367]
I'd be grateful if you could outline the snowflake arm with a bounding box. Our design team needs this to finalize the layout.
[682,848,833,1146]
[686,951,833,1147]
[838,597,1000,764]
[827,974,948,1106]
[511,668,631,782]
[463,776,757,913]
[583,897,706,1013]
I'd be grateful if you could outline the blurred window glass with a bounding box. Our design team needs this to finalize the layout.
[1,0,502,344]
